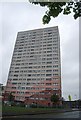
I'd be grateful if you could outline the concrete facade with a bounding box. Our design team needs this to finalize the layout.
[25,89,61,107]
[5,26,61,101]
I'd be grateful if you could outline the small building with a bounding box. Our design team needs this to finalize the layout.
[62,100,80,108]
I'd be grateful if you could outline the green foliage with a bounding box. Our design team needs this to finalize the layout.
[29,1,81,24]
[2,106,64,115]
[8,92,14,102]
[51,94,59,103]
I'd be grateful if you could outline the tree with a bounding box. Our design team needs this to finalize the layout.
[29,1,81,24]
[51,94,59,107]
[8,92,14,102]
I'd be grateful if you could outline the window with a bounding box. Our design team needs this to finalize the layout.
[28,66,32,68]
[14,75,18,77]
[15,67,19,69]
[53,74,58,76]
[46,70,52,72]
[41,74,45,76]
[12,87,16,89]
[32,78,36,81]
[42,58,46,60]
[47,51,52,53]
[32,74,36,76]
[14,71,19,73]
[47,62,52,64]
[53,83,58,86]
[29,63,33,65]
[42,62,46,64]
[42,66,45,68]
[30,55,34,57]
[27,79,31,81]
[46,88,51,90]
[31,49,34,51]
[46,66,52,68]
[47,44,52,46]
[46,74,51,76]
[43,45,46,47]
[53,57,58,60]
[53,78,58,80]
[53,65,58,67]
[28,74,31,76]
[47,58,52,60]
[28,70,32,72]
[37,74,40,76]
[43,51,46,53]
[53,69,58,72]
[47,54,52,56]
[22,87,25,89]
[46,78,51,80]
[26,87,30,90]
[12,83,17,85]
[46,83,51,85]
[18,53,22,55]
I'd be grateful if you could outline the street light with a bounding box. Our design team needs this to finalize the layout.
[74,94,77,100]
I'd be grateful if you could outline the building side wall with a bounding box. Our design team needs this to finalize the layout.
[5,26,61,101]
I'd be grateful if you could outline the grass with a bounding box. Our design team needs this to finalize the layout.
[0,103,2,112]
[2,105,63,115]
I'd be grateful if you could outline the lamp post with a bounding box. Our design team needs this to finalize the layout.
[74,94,78,108]
[68,95,72,108]
[74,94,77,100]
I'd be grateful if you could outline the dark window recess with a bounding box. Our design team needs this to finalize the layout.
[15,67,19,69]
[12,83,17,85]
[46,70,52,72]
[28,74,31,76]
[46,78,52,80]
[12,87,16,89]
[46,83,51,85]
[15,71,19,73]
[46,88,52,90]
[14,75,18,77]
[13,79,18,81]
[27,79,31,81]
[47,62,52,64]
[46,74,51,76]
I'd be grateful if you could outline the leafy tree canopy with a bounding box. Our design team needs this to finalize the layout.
[51,94,59,103]
[29,0,81,24]
[8,92,14,102]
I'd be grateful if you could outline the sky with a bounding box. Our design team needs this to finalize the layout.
[1,2,79,100]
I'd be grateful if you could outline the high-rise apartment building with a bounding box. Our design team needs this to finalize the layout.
[5,26,61,101]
